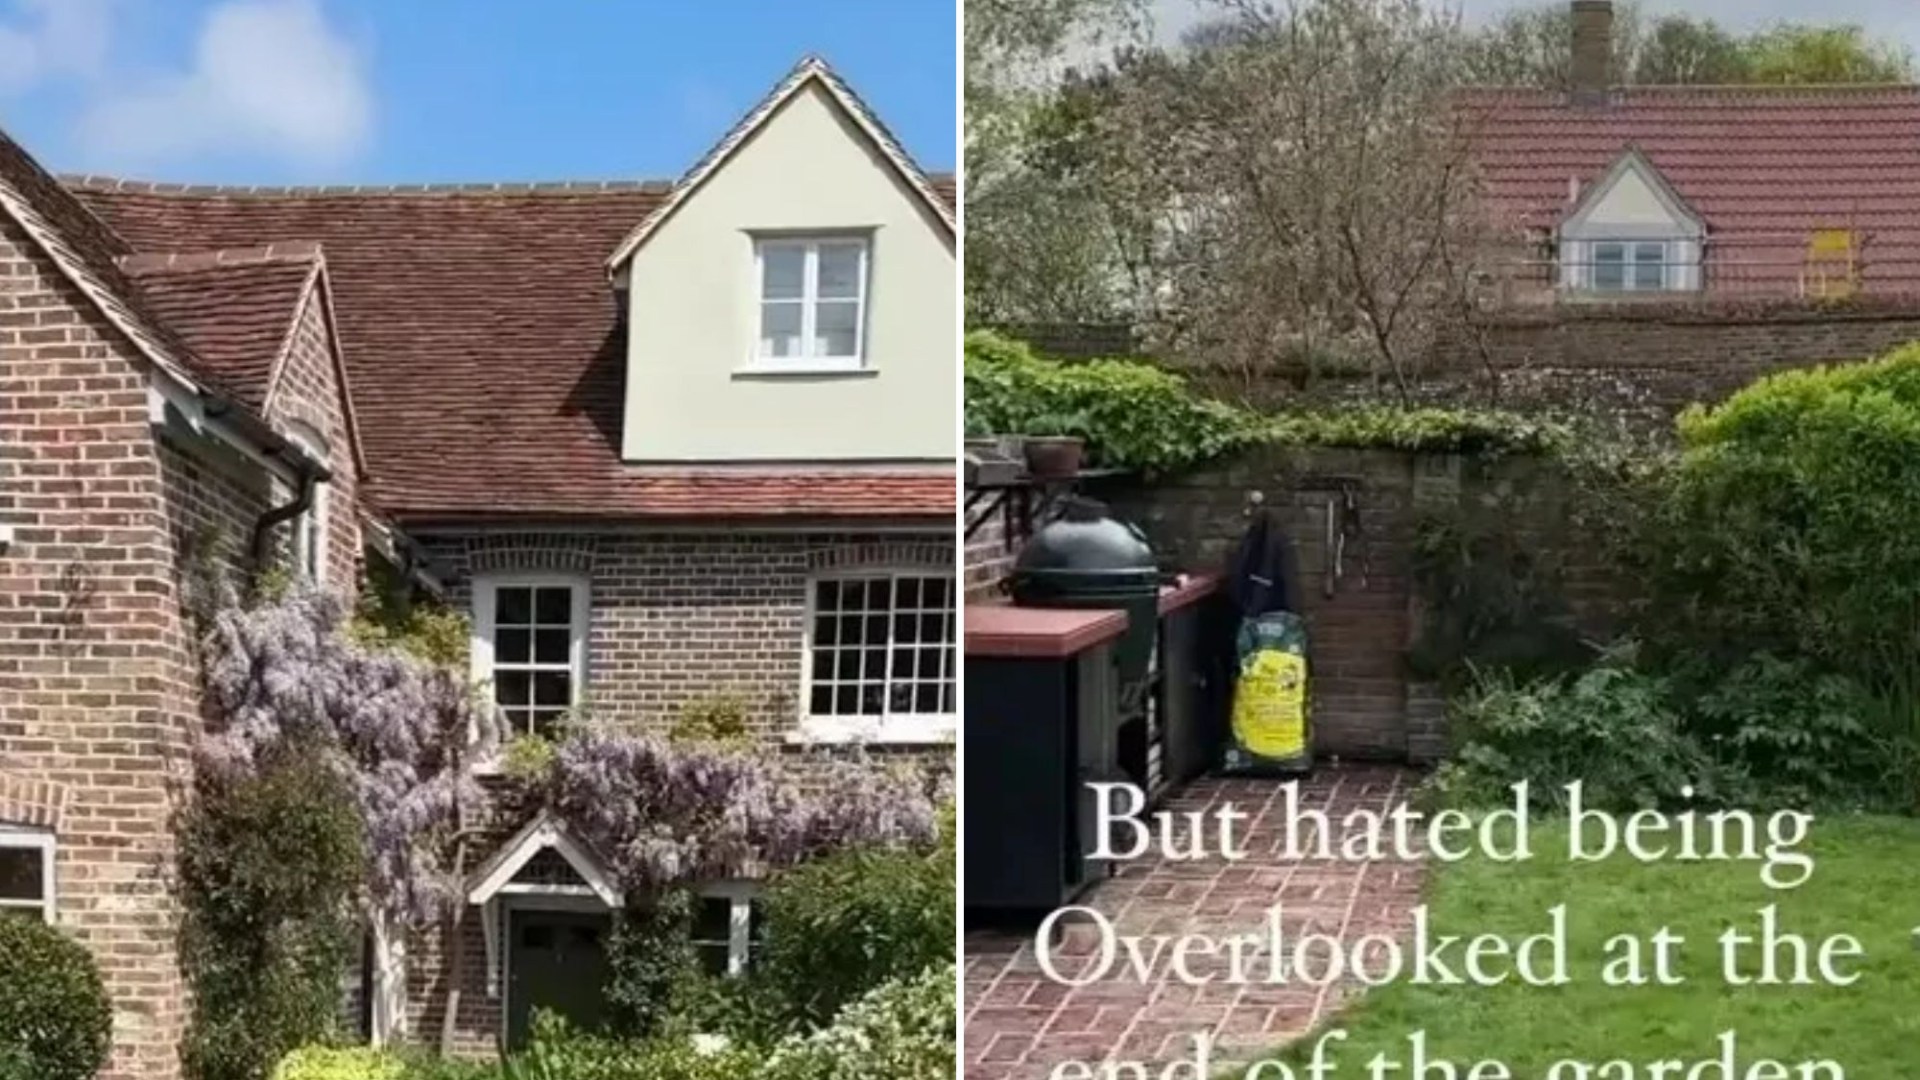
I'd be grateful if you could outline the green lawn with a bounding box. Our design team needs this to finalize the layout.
[1239,817,1920,1078]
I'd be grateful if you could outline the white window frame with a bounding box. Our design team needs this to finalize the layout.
[0,826,56,924]
[469,573,591,744]
[1587,239,1670,292]
[748,235,870,372]
[692,881,760,978]
[797,569,957,745]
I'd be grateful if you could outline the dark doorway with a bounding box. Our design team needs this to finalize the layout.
[506,908,612,1050]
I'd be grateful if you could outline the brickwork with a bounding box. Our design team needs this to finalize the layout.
[964,500,1018,599]
[1106,446,1617,763]
[0,212,198,1080]
[1,204,358,1076]
[418,529,953,740]
[264,274,362,588]
[1188,298,1920,424]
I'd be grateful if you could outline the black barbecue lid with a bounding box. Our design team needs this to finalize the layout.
[1014,497,1156,574]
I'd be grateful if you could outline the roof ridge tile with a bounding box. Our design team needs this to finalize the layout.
[60,174,679,197]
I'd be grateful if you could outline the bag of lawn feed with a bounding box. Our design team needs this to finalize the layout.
[1220,610,1311,775]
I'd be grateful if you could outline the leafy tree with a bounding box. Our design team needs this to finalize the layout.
[1741,24,1913,84]
[964,0,1145,324]
[1634,15,1745,85]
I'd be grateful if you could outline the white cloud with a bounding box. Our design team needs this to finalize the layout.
[75,0,373,170]
[0,0,114,95]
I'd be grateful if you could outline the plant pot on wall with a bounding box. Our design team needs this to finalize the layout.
[1024,436,1085,480]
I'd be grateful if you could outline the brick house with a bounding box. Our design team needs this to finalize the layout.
[0,56,955,1075]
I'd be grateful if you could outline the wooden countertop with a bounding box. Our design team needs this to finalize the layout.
[1158,572,1221,615]
[964,572,1221,659]
[965,605,1129,659]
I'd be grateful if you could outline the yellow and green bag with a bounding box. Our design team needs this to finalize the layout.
[1221,611,1312,775]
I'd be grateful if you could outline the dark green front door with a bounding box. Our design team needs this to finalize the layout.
[506,909,611,1050]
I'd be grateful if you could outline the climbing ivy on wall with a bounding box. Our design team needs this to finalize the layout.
[964,331,1571,474]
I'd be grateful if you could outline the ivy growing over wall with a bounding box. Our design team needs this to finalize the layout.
[963,330,1571,474]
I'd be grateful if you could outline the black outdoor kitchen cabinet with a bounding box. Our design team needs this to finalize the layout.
[963,608,1126,915]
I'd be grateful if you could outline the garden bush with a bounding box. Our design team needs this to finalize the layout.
[762,962,956,1080]
[1433,651,1733,812]
[1648,346,1920,694]
[272,1046,407,1080]
[179,750,365,1080]
[964,330,1265,471]
[0,915,113,1080]
[755,842,955,1029]
[964,331,1570,474]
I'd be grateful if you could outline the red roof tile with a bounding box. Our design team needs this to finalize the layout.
[124,252,317,413]
[1465,86,1920,291]
[71,178,958,523]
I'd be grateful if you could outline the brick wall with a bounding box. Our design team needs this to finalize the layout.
[1185,297,1920,423]
[1105,446,1615,763]
[264,274,362,588]
[1,213,199,1080]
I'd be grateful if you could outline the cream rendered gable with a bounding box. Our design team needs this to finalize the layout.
[619,80,955,463]
[1558,148,1706,291]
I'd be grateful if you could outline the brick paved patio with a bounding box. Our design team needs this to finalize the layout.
[963,765,1426,1079]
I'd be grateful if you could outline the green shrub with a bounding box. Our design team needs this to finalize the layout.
[179,751,365,1080]
[1433,652,1735,812]
[273,1046,406,1080]
[964,330,1266,471]
[964,331,1572,474]
[756,845,955,1029]
[1650,346,1920,690]
[762,963,956,1080]
[1686,653,1904,811]
[0,915,113,1080]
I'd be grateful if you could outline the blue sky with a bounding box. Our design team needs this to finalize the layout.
[0,0,956,185]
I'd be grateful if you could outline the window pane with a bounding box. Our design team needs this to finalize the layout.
[496,671,530,707]
[534,628,570,665]
[1591,244,1625,290]
[534,588,572,625]
[1633,244,1665,289]
[496,587,532,625]
[760,302,802,358]
[761,246,804,300]
[0,848,42,902]
[496,628,531,664]
[839,613,869,647]
[810,685,834,715]
[814,301,858,358]
[694,898,732,942]
[817,244,863,299]
[815,580,840,609]
[531,709,567,736]
[696,943,730,977]
[533,671,570,707]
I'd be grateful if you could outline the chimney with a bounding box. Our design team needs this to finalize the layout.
[1571,0,1613,103]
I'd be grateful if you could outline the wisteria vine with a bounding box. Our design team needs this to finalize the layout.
[198,591,496,926]
[542,729,940,892]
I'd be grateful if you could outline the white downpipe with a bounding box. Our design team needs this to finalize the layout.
[369,915,409,1047]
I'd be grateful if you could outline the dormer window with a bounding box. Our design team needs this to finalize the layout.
[754,236,868,369]
[1557,149,1704,296]
[1591,240,1670,291]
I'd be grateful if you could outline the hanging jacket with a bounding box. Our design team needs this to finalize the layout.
[1225,509,1299,618]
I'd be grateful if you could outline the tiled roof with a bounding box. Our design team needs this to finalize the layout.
[123,249,319,413]
[1464,85,1920,291]
[0,130,257,406]
[72,177,958,522]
